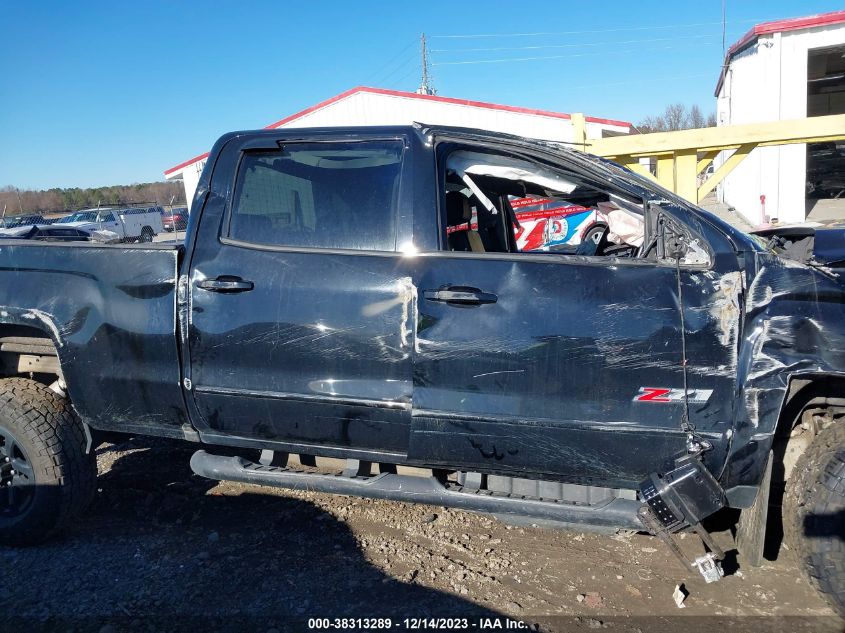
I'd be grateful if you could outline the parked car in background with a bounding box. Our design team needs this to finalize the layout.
[0,214,45,229]
[161,207,189,231]
[51,207,163,242]
[0,224,120,243]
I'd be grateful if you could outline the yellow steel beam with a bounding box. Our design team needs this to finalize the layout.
[589,113,845,158]
[696,150,720,175]
[697,143,756,200]
[656,155,674,190]
[570,112,587,151]
[617,157,659,183]
[609,135,845,159]
[674,150,699,202]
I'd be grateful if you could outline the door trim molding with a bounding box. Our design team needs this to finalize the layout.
[411,407,723,438]
[193,384,411,410]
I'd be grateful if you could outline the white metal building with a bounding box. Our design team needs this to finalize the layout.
[165,86,631,208]
[715,10,845,224]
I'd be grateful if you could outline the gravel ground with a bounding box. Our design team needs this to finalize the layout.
[1,438,841,633]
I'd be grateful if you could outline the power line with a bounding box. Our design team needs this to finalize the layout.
[511,71,717,100]
[364,40,417,86]
[432,33,722,54]
[432,43,712,66]
[388,64,421,91]
[566,71,715,91]
[431,17,762,39]
[374,51,417,85]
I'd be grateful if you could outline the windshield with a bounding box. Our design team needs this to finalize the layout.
[64,211,98,223]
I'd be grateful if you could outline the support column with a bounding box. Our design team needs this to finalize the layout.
[656,155,674,190]
[674,149,699,203]
[571,113,587,151]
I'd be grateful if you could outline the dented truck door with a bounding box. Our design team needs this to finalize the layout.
[410,252,695,487]
[408,148,742,488]
[185,132,415,455]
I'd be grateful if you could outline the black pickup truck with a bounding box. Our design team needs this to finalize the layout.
[1,125,844,613]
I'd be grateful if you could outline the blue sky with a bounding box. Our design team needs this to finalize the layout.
[0,0,841,189]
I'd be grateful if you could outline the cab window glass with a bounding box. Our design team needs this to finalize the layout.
[229,141,403,251]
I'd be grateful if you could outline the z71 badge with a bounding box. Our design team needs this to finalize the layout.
[634,387,714,404]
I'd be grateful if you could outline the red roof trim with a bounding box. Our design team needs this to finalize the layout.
[165,86,631,175]
[164,151,211,176]
[715,10,845,95]
[263,86,363,129]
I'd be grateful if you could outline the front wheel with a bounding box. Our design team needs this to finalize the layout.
[785,422,845,616]
[0,378,97,546]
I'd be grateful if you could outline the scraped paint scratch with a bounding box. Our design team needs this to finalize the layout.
[473,369,526,379]
[398,276,417,350]
[22,309,63,346]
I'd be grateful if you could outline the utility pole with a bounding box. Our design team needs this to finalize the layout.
[417,33,436,96]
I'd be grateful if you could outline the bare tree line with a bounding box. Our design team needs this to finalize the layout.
[638,103,717,133]
[0,182,186,217]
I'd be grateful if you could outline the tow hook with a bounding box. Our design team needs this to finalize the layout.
[638,456,728,583]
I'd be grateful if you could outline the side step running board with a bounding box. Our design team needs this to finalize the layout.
[190,450,642,530]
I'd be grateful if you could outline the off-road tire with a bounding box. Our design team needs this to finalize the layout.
[784,423,845,616]
[0,378,96,546]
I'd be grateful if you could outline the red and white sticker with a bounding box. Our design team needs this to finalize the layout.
[634,387,713,404]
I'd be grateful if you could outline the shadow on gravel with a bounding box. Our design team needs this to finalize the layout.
[1,438,507,632]
[803,508,845,541]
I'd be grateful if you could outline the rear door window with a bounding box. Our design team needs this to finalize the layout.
[228,140,404,251]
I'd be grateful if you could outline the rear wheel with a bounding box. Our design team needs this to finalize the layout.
[785,422,845,616]
[139,226,154,243]
[0,378,96,546]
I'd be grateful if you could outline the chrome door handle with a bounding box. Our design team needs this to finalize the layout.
[196,277,254,293]
[423,287,497,305]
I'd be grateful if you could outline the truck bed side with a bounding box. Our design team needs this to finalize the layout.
[0,241,188,437]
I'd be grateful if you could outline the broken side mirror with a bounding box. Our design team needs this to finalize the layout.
[666,233,688,260]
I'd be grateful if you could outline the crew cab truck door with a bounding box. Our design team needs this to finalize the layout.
[408,143,740,489]
[186,133,415,455]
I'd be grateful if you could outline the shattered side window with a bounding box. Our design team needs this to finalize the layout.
[229,140,403,251]
[442,148,646,257]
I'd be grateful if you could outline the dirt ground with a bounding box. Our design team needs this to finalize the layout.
[1,437,841,633]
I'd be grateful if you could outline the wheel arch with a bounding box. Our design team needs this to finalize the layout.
[775,372,845,441]
[0,316,64,384]
[738,372,845,565]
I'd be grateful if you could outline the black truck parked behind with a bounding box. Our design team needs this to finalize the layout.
[1,125,843,613]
